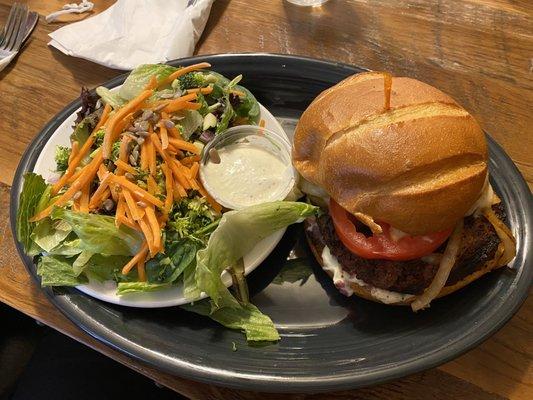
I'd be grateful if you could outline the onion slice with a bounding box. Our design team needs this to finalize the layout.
[482,208,516,266]
[411,220,464,312]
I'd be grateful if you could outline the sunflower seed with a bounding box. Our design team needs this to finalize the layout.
[125,172,135,180]
[136,130,149,138]
[129,155,137,166]
[209,148,221,164]
[153,103,167,112]
[141,109,153,121]
[159,92,175,99]
[135,120,149,132]
[136,137,145,145]
[162,119,174,129]
[103,198,115,211]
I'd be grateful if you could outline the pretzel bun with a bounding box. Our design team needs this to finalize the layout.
[293,72,488,235]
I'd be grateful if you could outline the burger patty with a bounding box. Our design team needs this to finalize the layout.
[306,204,505,295]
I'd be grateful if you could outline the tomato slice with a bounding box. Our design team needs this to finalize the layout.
[329,199,452,261]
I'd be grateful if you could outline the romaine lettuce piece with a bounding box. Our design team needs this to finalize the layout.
[16,173,48,252]
[37,255,88,286]
[193,201,318,308]
[52,208,143,256]
[119,64,177,100]
[116,282,170,295]
[95,86,127,109]
[31,219,72,252]
[183,300,280,342]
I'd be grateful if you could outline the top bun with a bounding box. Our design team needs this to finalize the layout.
[293,72,488,235]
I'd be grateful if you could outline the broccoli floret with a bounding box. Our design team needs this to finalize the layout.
[93,128,106,147]
[111,141,121,162]
[177,72,207,90]
[167,196,216,240]
[55,146,71,172]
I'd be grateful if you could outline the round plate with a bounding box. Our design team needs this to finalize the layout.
[11,54,533,393]
[30,90,287,307]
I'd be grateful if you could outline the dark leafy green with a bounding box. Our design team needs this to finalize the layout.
[146,238,199,284]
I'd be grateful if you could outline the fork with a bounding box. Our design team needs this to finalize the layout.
[0,3,29,72]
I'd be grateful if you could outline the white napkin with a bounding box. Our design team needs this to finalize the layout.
[48,0,214,70]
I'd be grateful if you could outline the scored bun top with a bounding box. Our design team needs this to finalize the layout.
[293,72,488,235]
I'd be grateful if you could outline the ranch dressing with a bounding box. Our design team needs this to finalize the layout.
[321,246,414,304]
[201,142,293,209]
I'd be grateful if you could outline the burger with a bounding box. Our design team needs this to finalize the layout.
[292,72,516,311]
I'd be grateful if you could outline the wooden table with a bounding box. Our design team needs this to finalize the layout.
[0,1,531,399]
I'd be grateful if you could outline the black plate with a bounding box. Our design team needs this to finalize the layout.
[11,54,533,393]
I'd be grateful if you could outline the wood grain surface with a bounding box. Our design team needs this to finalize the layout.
[0,0,531,399]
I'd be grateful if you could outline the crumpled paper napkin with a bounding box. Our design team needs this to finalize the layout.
[48,0,214,70]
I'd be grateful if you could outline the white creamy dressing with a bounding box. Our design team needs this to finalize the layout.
[321,246,414,304]
[201,143,293,209]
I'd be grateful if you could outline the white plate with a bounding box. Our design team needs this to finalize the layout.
[33,89,288,308]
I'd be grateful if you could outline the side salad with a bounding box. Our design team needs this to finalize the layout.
[17,62,318,342]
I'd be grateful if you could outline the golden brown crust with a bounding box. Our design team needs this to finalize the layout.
[306,230,506,306]
[293,72,488,235]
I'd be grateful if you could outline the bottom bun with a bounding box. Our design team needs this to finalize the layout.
[305,223,507,306]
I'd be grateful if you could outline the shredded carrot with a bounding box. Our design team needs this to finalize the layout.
[116,113,134,136]
[161,93,197,111]
[140,140,148,170]
[174,182,187,198]
[186,86,213,95]
[119,135,132,162]
[103,90,152,159]
[168,125,182,139]
[157,62,212,88]
[181,102,201,110]
[88,171,112,209]
[168,137,200,154]
[180,155,201,166]
[115,194,126,227]
[139,216,156,256]
[109,174,164,208]
[161,163,174,213]
[123,189,145,221]
[115,159,137,175]
[79,184,90,213]
[145,206,161,251]
[137,257,147,282]
[116,214,141,232]
[161,112,182,139]
[66,167,83,184]
[68,141,79,166]
[189,162,199,179]
[31,151,104,221]
[122,242,149,275]
[145,75,158,90]
[151,134,190,189]
[159,122,169,150]
[147,175,158,195]
[148,127,157,176]
[52,104,111,195]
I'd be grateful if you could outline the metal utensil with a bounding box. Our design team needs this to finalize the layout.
[0,3,32,72]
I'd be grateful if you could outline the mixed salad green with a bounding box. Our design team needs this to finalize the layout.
[16,63,317,342]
